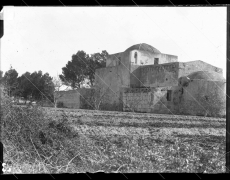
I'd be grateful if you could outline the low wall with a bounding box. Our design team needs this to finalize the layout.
[55,90,80,108]
[54,88,94,109]
[122,87,174,114]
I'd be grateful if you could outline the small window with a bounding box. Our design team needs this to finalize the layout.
[134,52,138,64]
[154,58,159,65]
[167,90,172,101]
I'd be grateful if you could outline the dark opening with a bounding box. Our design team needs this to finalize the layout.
[134,52,138,64]
[167,90,172,101]
[154,58,159,65]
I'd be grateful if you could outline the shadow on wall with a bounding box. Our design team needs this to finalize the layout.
[130,66,142,88]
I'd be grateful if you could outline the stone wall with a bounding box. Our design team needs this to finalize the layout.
[54,88,94,109]
[55,90,81,108]
[95,66,128,111]
[138,62,179,88]
[123,87,174,114]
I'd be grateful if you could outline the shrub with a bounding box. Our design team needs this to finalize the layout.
[1,89,83,173]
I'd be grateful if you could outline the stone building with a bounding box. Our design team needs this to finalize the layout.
[95,43,226,117]
[54,88,94,109]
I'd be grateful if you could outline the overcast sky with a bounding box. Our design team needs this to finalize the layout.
[1,6,227,78]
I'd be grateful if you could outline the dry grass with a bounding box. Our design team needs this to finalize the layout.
[1,91,226,173]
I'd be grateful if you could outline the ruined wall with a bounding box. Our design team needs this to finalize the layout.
[123,87,175,114]
[138,62,179,88]
[178,60,223,78]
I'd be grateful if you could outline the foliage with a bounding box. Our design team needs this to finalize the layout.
[86,50,108,86]
[2,92,80,173]
[15,71,54,102]
[0,70,3,83]
[2,66,19,97]
[59,50,108,89]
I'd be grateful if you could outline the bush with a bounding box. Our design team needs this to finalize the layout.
[1,89,83,173]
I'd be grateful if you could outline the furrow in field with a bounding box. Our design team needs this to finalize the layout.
[72,124,225,137]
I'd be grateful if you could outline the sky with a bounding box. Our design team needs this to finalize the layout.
[1,6,227,79]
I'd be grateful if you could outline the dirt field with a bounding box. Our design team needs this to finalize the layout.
[44,107,225,136]
[41,107,226,173]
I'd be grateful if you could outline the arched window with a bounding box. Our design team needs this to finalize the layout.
[134,52,138,64]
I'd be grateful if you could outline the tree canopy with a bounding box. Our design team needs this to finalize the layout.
[0,70,4,84]
[2,67,55,102]
[2,66,19,97]
[17,71,54,101]
[59,50,108,89]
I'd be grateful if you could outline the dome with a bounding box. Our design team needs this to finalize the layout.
[187,71,225,81]
[124,43,161,54]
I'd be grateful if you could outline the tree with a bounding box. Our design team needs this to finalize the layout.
[36,72,55,102]
[2,66,18,97]
[0,70,4,84]
[59,50,108,89]
[86,50,108,87]
[59,51,89,89]
[16,72,33,100]
[17,71,55,103]
[92,84,111,110]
